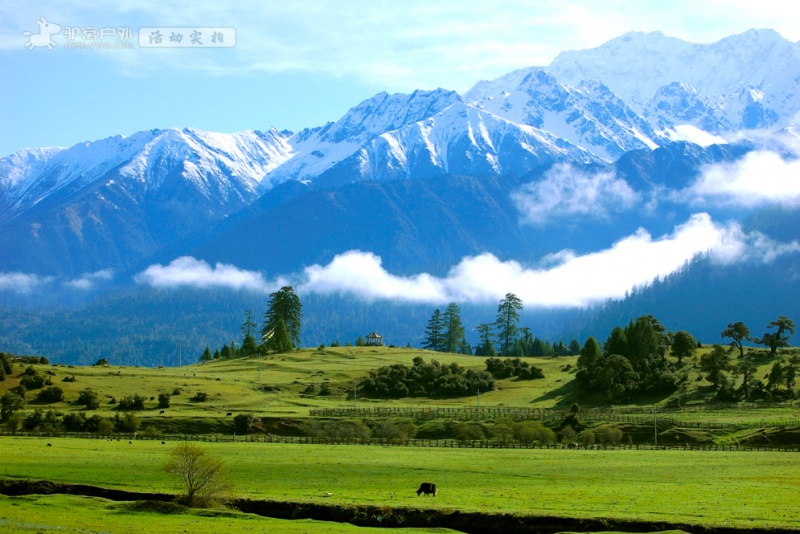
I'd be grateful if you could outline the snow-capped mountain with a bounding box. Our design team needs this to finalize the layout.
[548,29,800,135]
[0,128,292,223]
[0,128,292,275]
[263,89,462,187]
[316,102,599,186]
[2,28,800,281]
[464,69,666,161]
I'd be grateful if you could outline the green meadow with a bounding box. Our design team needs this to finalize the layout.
[2,346,799,532]
[1,436,799,531]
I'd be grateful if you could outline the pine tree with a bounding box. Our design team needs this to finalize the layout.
[422,309,443,352]
[269,318,293,353]
[442,303,465,353]
[262,286,302,349]
[476,323,496,357]
[495,293,523,356]
[457,336,472,355]
[200,346,212,362]
[240,310,259,355]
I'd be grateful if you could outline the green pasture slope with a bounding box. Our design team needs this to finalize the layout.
[2,346,800,532]
[3,345,798,422]
[1,436,799,531]
[0,494,455,534]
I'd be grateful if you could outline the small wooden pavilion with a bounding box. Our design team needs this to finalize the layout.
[365,331,383,346]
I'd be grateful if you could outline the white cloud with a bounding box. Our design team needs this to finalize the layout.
[64,269,114,290]
[681,150,800,208]
[0,272,51,293]
[135,256,286,293]
[301,251,446,302]
[296,213,799,307]
[512,163,640,224]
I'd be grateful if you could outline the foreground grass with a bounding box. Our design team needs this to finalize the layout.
[1,437,798,530]
[0,494,454,533]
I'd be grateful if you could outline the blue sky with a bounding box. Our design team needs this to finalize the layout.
[2,0,799,157]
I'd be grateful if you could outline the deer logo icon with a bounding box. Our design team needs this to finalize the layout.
[23,17,61,50]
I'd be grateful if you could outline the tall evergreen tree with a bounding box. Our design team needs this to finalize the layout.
[422,309,443,351]
[495,292,523,356]
[240,310,259,355]
[442,303,465,353]
[262,286,302,349]
[476,323,496,357]
[269,318,293,353]
[200,346,212,362]
[457,336,472,355]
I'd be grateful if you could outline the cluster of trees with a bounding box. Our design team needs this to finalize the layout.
[702,317,798,401]
[576,315,681,402]
[360,357,495,398]
[422,294,580,357]
[576,314,797,403]
[200,286,302,361]
[484,357,544,380]
[2,406,143,435]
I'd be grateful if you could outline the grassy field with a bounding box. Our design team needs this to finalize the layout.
[0,493,456,533]
[1,436,798,530]
[2,346,797,424]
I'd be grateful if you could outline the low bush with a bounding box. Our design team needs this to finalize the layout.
[36,386,64,403]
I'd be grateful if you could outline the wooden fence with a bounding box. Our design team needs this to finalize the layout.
[2,430,797,452]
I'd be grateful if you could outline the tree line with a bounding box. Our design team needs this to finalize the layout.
[422,294,580,357]
[199,286,302,361]
[576,315,797,403]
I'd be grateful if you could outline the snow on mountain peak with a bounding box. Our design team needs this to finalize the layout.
[0,127,293,221]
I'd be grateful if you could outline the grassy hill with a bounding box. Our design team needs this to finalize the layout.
[2,345,799,444]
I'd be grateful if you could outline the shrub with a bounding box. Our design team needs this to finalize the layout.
[595,426,624,445]
[142,425,161,438]
[233,413,254,434]
[0,352,13,374]
[191,392,208,402]
[62,375,76,382]
[1,392,26,419]
[158,393,171,409]
[21,374,46,391]
[5,412,23,433]
[118,394,146,410]
[24,408,44,430]
[83,414,103,432]
[97,419,114,436]
[172,388,181,396]
[513,421,556,444]
[371,419,417,441]
[0,366,5,381]
[119,412,140,432]
[62,412,87,431]
[78,388,100,409]
[453,422,485,442]
[36,386,64,403]
[318,382,331,396]
[577,429,596,445]
[360,357,495,398]
[22,366,38,376]
[39,356,49,365]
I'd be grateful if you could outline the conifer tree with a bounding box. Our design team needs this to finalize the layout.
[442,303,465,353]
[262,286,302,349]
[422,309,443,351]
[495,293,523,356]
